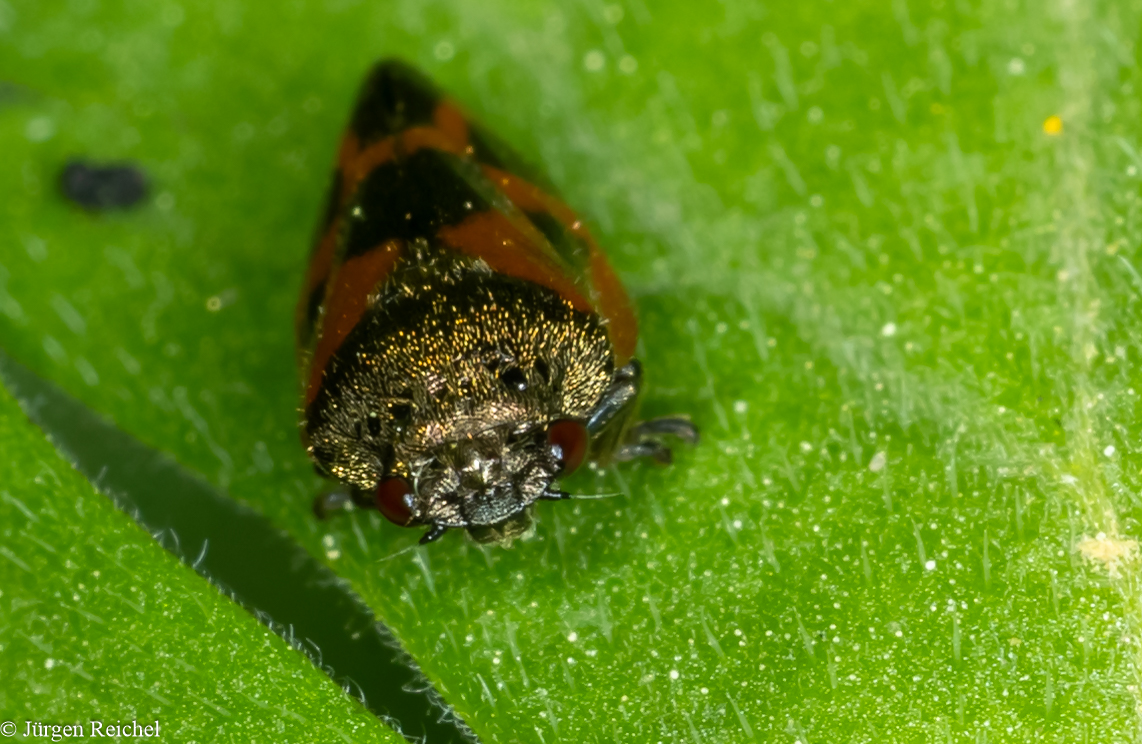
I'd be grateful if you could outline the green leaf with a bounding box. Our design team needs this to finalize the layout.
[4,0,1141,741]
[0,384,401,741]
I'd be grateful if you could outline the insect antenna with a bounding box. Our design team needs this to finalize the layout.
[541,485,623,501]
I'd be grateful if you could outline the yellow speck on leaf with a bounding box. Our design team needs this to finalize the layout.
[1077,532,1139,578]
[1043,115,1063,135]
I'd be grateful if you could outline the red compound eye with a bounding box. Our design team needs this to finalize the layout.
[547,419,588,475]
[375,477,415,526]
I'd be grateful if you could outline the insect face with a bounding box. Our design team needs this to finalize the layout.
[408,423,560,535]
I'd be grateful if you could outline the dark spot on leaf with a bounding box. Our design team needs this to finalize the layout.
[59,159,149,211]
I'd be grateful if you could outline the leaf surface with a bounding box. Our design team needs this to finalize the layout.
[0,384,402,742]
[2,0,1141,741]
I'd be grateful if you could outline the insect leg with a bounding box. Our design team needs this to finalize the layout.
[584,360,643,464]
[612,439,674,465]
[419,524,449,544]
[587,359,642,434]
[628,416,700,444]
[585,359,699,466]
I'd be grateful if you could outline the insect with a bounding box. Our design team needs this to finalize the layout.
[298,60,697,545]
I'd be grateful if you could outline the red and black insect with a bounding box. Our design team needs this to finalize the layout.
[298,60,697,544]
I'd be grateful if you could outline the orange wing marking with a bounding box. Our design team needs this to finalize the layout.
[480,165,638,363]
[433,99,470,151]
[437,212,593,314]
[305,239,404,405]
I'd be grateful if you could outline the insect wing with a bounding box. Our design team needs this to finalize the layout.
[298,60,638,410]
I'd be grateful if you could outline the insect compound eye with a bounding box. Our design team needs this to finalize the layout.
[547,419,589,476]
[499,367,528,392]
[375,477,416,526]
